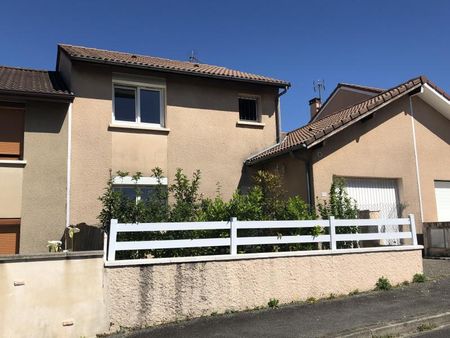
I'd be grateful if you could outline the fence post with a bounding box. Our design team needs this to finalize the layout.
[409,214,418,246]
[329,216,337,251]
[107,219,118,262]
[230,217,237,255]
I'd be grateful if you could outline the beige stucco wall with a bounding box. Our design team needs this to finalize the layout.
[0,254,107,338]
[20,101,69,253]
[67,60,279,225]
[413,97,450,222]
[311,97,423,230]
[256,152,309,201]
[317,89,375,120]
[105,249,422,328]
[0,165,23,218]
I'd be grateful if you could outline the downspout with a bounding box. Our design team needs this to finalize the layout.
[65,102,72,229]
[276,85,289,142]
[409,87,424,223]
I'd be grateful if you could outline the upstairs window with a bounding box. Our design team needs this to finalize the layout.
[239,97,258,122]
[113,85,164,126]
[0,105,24,160]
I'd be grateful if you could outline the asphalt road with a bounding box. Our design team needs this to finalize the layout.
[110,259,450,338]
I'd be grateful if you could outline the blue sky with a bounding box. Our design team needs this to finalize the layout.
[1,0,449,130]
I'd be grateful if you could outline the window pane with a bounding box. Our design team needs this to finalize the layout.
[114,186,137,201]
[239,98,257,121]
[114,87,136,122]
[140,89,161,124]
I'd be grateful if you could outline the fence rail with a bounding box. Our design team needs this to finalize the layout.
[106,214,418,263]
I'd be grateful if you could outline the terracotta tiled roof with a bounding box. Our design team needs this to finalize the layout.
[59,44,290,87]
[0,65,72,99]
[246,76,442,165]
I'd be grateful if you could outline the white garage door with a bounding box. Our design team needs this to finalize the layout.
[344,177,400,219]
[435,181,450,221]
[343,177,400,245]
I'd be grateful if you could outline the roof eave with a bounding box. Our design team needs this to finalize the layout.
[304,83,423,149]
[0,89,74,102]
[67,55,291,88]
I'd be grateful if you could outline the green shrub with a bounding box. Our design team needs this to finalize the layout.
[413,273,426,283]
[375,276,392,291]
[306,297,317,303]
[316,178,360,249]
[98,168,319,259]
[267,298,279,308]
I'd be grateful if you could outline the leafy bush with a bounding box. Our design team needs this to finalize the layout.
[375,276,392,291]
[267,298,279,308]
[413,273,426,283]
[316,178,360,248]
[98,168,319,259]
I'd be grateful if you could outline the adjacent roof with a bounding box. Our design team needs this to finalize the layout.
[0,65,73,100]
[310,82,385,123]
[246,76,448,165]
[58,44,290,87]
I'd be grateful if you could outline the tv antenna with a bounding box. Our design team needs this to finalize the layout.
[313,79,326,100]
[188,50,200,63]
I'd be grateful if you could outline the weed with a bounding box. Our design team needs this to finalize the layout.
[401,280,410,286]
[349,289,359,296]
[375,276,392,291]
[210,311,218,316]
[413,273,426,283]
[327,293,337,299]
[417,322,437,332]
[306,297,317,304]
[268,298,279,308]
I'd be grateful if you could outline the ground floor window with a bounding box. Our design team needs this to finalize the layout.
[112,176,168,204]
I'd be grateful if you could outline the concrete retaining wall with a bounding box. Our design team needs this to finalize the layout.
[0,252,107,338]
[104,248,423,329]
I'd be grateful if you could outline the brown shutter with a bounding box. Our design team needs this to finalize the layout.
[0,219,20,255]
[0,106,25,160]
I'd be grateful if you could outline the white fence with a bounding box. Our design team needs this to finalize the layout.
[106,215,418,264]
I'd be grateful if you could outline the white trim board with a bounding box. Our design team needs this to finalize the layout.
[113,176,168,185]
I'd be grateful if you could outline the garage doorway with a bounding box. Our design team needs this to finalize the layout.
[435,181,450,222]
[343,177,401,245]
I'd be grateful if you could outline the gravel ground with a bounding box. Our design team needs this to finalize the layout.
[423,258,450,279]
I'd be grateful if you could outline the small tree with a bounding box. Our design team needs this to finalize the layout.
[317,178,359,248]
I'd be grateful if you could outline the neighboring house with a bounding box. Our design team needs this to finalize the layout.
[0,44,290,254]
[247,76,450,245]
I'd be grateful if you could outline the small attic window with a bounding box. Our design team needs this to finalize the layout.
[239,97,259,122]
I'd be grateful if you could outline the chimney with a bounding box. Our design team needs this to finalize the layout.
[309,97,321,119]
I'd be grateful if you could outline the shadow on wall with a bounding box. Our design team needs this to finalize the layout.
[25,101,68,133]
[311,98,411,163]
[412,97,450,146]
[71,61,277,117]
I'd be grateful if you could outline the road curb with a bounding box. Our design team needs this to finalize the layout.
[335,312,450,338]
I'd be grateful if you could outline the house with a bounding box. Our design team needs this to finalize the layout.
[0,44,290,254]
[246,76,450,245]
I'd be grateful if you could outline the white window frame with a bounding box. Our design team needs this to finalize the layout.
[112,79,166,128]
[238,94,262,123]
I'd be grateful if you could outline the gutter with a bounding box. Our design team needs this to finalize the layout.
[409,86,425,223]
[65,102,73,229]
[0,89,74,102]
[276,85,290,142]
